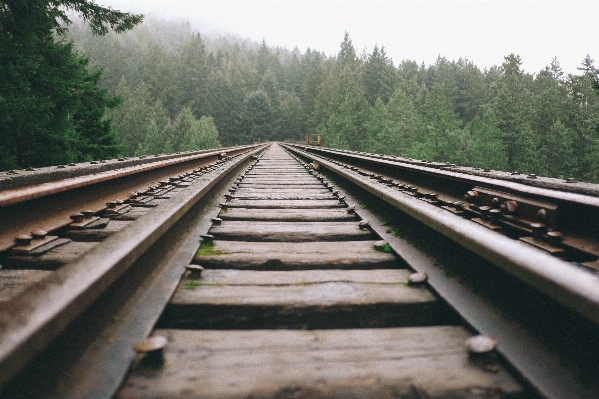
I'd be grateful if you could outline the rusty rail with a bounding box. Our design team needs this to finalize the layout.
[284,144,599,325]
[0,145,266,387]
[0,145,261,252]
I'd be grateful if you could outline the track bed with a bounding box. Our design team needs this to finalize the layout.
[117,144,524,398]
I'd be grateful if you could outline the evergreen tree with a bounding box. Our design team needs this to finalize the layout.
[421,86,462,162]
[109,79,169,156]
[513,123,542,174]
[490,54,535,168]
[363,45,396,105]
[469,108,509,170]
[176,33,208,117]
[568,56,599,181]
[0,0,141,170]
[278,91,305,141]
[237,91,276,143]
[135,120,170,156]
[542,120,576,179]
[180,116,220,151]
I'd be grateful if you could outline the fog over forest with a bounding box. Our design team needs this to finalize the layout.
[2,7,599,183]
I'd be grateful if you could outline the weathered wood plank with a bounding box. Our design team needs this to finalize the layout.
[117,326,523,399]
[208,221,373,241]
[160,269,439,329]
[230,193,333,200]
[195,240,399,269]
[0,270,52,302]
[234,188,331,194]
[219,208,356,222]
[225,199,346,209]
[237,183,325,189]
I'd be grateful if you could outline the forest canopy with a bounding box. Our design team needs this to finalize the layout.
[2,10,599,183]
[0,0,143,170]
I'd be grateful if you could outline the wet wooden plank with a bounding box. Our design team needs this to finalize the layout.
[234,188,330,194]
[0,270,52,302]
[240,178,318,184]
[219,208,356,222]
[195,240,399,270]
[117,326,523,399]
[237,183,325,189]
[4,241,98,270]
[160,269,439,329]
[231,193,333,200]
[209,221,373,241]
[225,199,345,209]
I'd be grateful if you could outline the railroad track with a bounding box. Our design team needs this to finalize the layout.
[0,143,598,398]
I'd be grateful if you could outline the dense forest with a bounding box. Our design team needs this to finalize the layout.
[3,7,599,183]
[65,17,599,182]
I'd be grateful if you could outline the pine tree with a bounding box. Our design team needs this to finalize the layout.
[490,54,535,168]
[0,0,142,170]
[469,108,509,170]
[363,45,396,105]
[237,91,276,143]
[513,123,542,174]
[421,86,462,162]
[542,120,576,179]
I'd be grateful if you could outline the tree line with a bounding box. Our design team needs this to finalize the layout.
[67,19,599,182]
[3,6,599,183]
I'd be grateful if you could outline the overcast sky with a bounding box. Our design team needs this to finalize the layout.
[97,1,597,75]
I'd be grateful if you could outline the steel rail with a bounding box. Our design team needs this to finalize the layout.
[0,145,260,253]
[0,145,266,387]
[330,182,599,399]
[284,145,599,326]
[0,146,253,207]
[284,145,599,399]
[293,145,599,209]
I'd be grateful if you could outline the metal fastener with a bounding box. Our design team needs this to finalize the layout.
[186,264,205,279]
[536,208,548,223]
[530,223,546,239]
[489,209,501,224]
[527,173,537,179]
[408,272,428,285]
[502,200,518,214]
[134,335,168,368]
[565,177,577,183]
[70,213,84,223]
[466,335,498,356]
[15,234,33,246]
[211,217,222,225]
[547,231,563,246]
[358,220,370,229]
[464,190,478,201]
[347,206,356,214]
[31,230,47,240]
[200,234,215,243]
